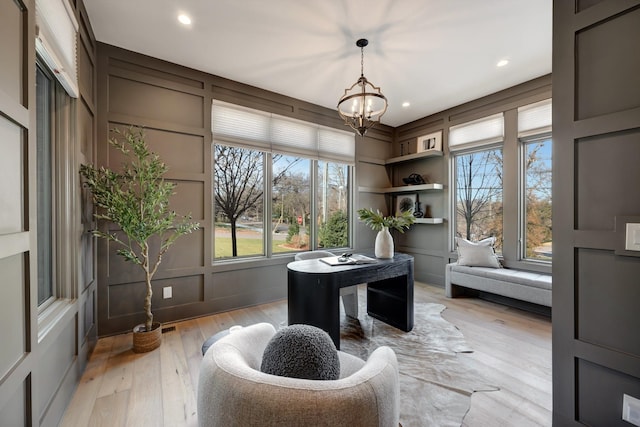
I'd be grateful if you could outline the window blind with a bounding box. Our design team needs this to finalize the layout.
[212,101,355,163]
[35,0,79,98]
[448,113,504,152]
[518,99,552,137]
[211,103,271,150]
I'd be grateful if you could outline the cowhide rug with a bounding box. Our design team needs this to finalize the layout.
[339,299,499,427]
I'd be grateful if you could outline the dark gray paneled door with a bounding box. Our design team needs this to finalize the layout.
[553,2,640,425]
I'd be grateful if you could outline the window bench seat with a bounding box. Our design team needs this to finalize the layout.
[445,263,552,307]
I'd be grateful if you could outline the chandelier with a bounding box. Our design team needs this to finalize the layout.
[337,39,388,136]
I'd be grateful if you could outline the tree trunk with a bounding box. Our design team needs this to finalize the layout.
[144,272,153,332]
[231,220,238,257]
[143,243,154,331]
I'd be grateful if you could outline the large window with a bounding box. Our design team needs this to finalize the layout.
[317,161,349,249]
[522,136,552,261]
[213,145,266,258]
[450,99,552,268]
[273,155,311,251]
[36,64,55,306]
[212,101,354,261]
[454,147,504,252]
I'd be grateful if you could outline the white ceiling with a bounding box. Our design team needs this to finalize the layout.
[83,0,552,128]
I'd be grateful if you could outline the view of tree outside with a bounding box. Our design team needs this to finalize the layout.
[317,161,349,249]
[455,148,504,253]
[272,155,310,252]
[213,145,265,258]
[523,137,552,260]
[213,145,349,259]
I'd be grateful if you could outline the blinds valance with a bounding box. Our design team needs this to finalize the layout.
[212,101,355,164]
[36,0,79,98]
[518,99,552,137]
[448,113,504,152]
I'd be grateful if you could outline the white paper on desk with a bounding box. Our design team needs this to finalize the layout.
[319,254,377,266]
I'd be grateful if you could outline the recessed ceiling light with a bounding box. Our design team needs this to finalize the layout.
[497,59,509,67]
[402,102,410,108]
[178,14,192,25]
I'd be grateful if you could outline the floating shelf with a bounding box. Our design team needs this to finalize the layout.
[385,150,443,165]
[414,218,444,224]
[358,183,443,194]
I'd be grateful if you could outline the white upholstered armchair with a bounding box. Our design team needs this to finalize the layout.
[197,323,400,427]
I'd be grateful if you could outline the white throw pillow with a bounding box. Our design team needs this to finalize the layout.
[455,237,501,268]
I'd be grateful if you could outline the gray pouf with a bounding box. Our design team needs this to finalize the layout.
[261,324,340,380]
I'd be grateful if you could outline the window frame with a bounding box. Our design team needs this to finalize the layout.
[212,143,353,263]
[519,132,553,263]
[35,58,77,335]
[36,61,57,311]
[451,143,505,253]
[315,159,351,251]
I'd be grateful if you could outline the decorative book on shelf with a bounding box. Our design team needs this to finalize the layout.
[319,254,377,266]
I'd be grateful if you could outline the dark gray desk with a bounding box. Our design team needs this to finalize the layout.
[287,253,414,349]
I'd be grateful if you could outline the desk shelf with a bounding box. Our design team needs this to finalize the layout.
[366,277,413,332]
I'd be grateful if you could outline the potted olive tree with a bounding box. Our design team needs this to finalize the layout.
[80,127,199,353]
[357,208,415,258]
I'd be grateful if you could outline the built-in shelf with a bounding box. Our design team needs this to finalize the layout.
[385,150,443,165]
[358,183,443,194]
[414,218,444,224]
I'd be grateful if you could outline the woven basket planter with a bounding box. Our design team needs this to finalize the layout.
[132,322,162,353]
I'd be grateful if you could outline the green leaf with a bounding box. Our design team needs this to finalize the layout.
[357,207,415,233]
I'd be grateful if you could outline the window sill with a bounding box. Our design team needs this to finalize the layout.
[38,298,75,343]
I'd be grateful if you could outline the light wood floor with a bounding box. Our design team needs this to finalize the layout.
[59,283,552,427]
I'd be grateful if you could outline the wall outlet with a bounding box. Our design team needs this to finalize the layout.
[623,394,640,426]
[625,223,640,251]
[162,286,172,299]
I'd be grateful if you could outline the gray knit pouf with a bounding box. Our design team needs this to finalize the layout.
[260,324,340,380]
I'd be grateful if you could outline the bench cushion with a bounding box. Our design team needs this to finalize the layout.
[450,265,551,291]
[446,263,552,307]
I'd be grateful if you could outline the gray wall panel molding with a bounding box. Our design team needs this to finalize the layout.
[553,0,640,423]
[574,107,640,138]
[575,7,640,120]
[0,0,99,423]
[573,230,618,250]
[0,90,29,129]
[108,66,207,97]
[574,1,640,29]
[100,43,208,89]
[576,340,640,379]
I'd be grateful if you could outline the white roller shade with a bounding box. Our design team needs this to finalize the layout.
[211,102,270,150]
[518,99,552,137]
[448,113,504,152]
[270,116,317,156]
[318,128,355,162]
[36,0,79,98]
[212,101,355,163]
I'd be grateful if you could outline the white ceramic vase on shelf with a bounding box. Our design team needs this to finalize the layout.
[375,227,394,259]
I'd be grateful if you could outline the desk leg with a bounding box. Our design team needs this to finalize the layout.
[366,273,414,332]
[288,270,342,349]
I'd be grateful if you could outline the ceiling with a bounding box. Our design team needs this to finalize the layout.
[83,0,552,128]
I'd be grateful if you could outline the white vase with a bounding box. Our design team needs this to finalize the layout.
[375,227,394,259]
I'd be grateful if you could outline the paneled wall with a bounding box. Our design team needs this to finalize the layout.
[0,0,98,425]
[393,76,552,285]
[96,43,394,336]
[553,2,640,425]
